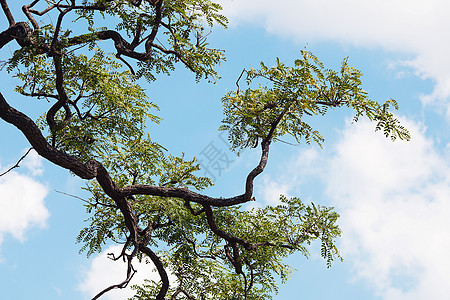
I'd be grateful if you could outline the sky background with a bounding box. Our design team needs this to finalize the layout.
[1,0,450,299]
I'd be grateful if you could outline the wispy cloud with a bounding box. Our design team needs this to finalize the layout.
[324,118,450,299]
[257,175,292,206]
[253,116,450,298]
[218,0,450,118]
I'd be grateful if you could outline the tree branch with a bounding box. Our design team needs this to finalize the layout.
[0,91,97,179]
[55,189,118,208]
[1,0,15,27]
[0,2,301,299]
[0,91,258,210]
[138,245,169,300]
[0,21,34,49]
[203,205,252,250]
[0,147,33,177]
[46,55,72,145]
[182,232,216,260]
[22,0,41,29]
[144,0,163,53]
[92,246,138,300]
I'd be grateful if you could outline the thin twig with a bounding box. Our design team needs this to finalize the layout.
[55,190,117,208]
[0,147,33,177]
[92,246,138,300]
[55,190,91,204]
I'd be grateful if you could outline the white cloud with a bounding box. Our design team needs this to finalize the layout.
[218,0,450,117]
[78,245,175,300]
[324,118,450,299]
[21,149,44,176]
[257,175,292,206]
[254,147,321,207]
[0,155,49,250]
[261,117,450,298]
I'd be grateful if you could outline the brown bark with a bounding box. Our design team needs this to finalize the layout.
[0,1,275,298]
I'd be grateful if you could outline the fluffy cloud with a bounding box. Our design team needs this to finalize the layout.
[256,148,320,206]
[218,0,450,117]
[20,149,44,176]
[78,245,175,300]
[0,151,49,252]
[258,175,292,206]
[257,117,450,298]
[324,118,450,299]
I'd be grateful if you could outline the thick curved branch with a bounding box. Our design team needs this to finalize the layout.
[46,55,71,141]
[203,205,252,250]
[0,91,97,179]
[138,245,169,300]
[224,243,243,274]
[67,30,152,61]
[0,91,257,210]
[67,29,194,72]
[121,113,290,207]
[66,29,196,72]
[121,184,247,207]
[1,0,15,27]
[243,139,269,200]
[0,21,34,49]
[22,0,41,29]
[242,104,289,201]
[145,0,162,53]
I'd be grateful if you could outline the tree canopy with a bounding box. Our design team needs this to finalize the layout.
[0,1,410,299]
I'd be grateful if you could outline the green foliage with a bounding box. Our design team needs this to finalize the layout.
[3,1,411,298]
[78,191,341,299]
[75,0,227,82]
[77,187,126,257]
[221,49,410,152]
[24,48,160,162]
[76,151,213,257]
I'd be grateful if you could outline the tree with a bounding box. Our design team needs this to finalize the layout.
[0,1,410,299]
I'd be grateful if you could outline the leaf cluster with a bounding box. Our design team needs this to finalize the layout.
[76,151,213,258]
[79,186,341,299]
[75,0,227,81]
[220,49,410,152]
[20,48,159,163]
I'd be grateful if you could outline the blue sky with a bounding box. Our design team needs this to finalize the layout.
[1,1,450,299]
